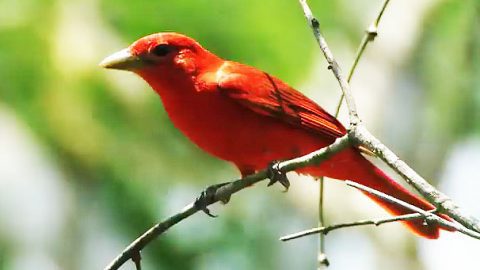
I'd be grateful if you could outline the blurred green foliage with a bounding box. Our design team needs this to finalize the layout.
[1,0,479,269]
[412,0,480,178]
[417,0,480,137]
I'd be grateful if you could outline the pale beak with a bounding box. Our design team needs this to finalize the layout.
[99,48,141,70]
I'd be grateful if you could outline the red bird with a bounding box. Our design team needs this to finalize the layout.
[100,32,450,239]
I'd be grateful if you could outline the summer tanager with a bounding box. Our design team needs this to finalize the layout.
[100,32,450,239]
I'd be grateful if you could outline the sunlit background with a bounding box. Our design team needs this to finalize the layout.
[1,0,479,269]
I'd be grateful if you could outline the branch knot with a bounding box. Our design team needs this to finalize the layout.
[366,24,378,41]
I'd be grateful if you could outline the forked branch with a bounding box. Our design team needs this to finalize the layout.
[297,0,480,233]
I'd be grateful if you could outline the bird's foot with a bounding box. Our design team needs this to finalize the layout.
[194,182,232,217]
[267,161,290,192]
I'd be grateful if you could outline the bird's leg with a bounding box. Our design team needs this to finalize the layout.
[194,182,232,217]
[267,161,290,192]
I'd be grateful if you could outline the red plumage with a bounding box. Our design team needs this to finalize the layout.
[102,32,452,239]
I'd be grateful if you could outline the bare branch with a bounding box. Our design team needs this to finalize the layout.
[282,177,480,242]
[335,0,391,116]
[281,211,432,242]
[317,176,328,268]
[281,181,480,242]
[298,0,360,125]
[347,181,480,239]
[298,0,480,235]
[350,127,480,233]
[131,251,141,270]
[318,1,391,266]
[104,135,351,270]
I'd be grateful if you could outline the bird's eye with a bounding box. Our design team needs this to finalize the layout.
[151,44,172,57]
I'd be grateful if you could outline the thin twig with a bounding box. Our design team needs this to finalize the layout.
[131,252,141,270]
[346,181,480,239]
[334,0,391,117]
[104,135,351,270]
[277,135,351,170]
[281,211,433,241]
[298,0,360,125]
[317,176,329,268]
[315,1,391,265]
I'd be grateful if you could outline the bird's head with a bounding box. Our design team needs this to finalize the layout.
[100,32,219,76]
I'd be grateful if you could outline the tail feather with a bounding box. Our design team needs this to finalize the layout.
[302,149,453,239]
[353,160,455,239]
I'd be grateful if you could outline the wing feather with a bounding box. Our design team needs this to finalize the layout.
[216,62,347,139]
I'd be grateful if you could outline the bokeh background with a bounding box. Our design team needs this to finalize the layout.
[1,0,479,269]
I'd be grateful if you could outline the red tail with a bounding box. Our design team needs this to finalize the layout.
[303,151,453,239]
[359,164,454,239]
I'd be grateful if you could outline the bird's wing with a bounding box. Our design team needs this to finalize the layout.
[214,62,347,139]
